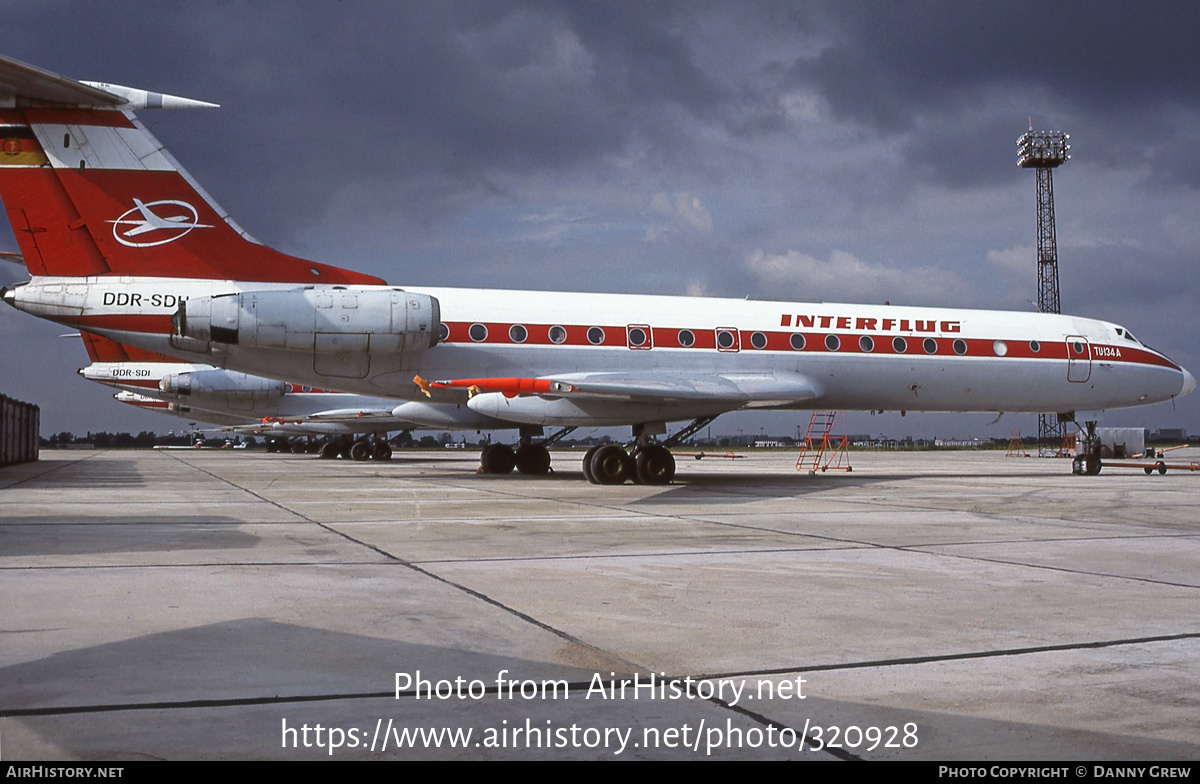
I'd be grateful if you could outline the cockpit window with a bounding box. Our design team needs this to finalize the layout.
[1116,325,1157,352]
[1115,326,1140,344]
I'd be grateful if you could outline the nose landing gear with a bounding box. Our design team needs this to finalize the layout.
[1070,419,1102,475]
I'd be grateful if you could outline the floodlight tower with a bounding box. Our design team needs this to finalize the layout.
[1017,128,1070,456]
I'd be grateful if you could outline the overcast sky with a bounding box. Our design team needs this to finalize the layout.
[2,1,1197,441]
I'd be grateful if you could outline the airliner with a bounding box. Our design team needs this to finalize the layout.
[76,332,504,460]
[0,55,1193,482]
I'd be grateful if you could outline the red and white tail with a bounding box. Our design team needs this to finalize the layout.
[0,55,383,285]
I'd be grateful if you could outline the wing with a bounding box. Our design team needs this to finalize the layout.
[429,371,819,404]
[275,407,398,423]
[422,370,821,426]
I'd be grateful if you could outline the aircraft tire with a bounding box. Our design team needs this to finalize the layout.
[582,445,601,483]
[515,444,551,475]
[319,442,340,459]
[350,441,371,461]
[591,445,632,485]
[372,442,392,461]
[481,443,516,474]
[636,445,675,485]
[1085,456,1101,476]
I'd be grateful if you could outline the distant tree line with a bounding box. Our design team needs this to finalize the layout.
[41,431,254,448]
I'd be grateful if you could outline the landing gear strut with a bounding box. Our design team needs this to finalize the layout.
[1071,419,1102,476]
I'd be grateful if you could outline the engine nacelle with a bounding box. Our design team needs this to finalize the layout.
[175,287,440,354]
[160,369,288,400]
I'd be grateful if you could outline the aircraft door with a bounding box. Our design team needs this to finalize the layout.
[1066,336,1091,383]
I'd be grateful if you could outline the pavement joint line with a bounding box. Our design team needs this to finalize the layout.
[160,451,630,668]
[397,475,1195,553]
[700,630,1200,681]
[409,544,868,565]
[371,475,899,545]
[898,546,1200,590]
[7,631,1196,720]
[147,458,896,551]
[18,451,1196,751]
[5,531,1196,576]
[13,455,1194,588]
[805,494,1195,530]
[891,532,1200,547]
[106,454,1200,591]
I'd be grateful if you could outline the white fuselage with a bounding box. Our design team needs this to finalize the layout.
[11,275,1194,428]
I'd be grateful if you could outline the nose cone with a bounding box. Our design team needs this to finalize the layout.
[1182,367,1197,398]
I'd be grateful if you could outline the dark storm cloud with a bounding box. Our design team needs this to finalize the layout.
[797,2,1200,127]
[6,2,742,237]
[786,2,1200,189]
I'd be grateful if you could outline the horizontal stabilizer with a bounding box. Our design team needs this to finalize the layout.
[0,55,122,107]
[0,55,216,110]
[81,81,219,110]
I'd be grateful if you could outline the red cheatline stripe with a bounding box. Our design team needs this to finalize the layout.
[99,378,161,390]
[59,316,1181,372]
[439,322,1180,370]
[72,314,176,333]
[127,400,170,409]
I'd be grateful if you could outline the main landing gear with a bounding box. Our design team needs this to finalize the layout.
[316,435,393,461]
[477,417,718,485]
[478,426,576,476]
[582,442,676,485]
[478,429,674,483]
[579,417,717,485]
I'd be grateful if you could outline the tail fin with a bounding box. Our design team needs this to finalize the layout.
[0,55,383,285]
